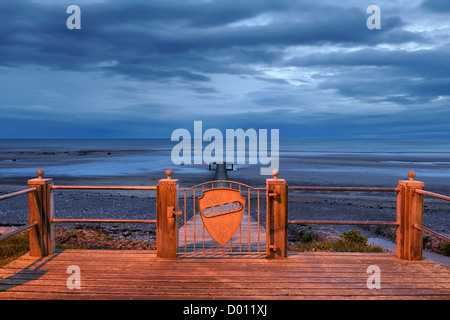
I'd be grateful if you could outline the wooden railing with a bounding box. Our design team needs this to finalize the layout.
[51,186,157,224]
[288,170,449,261]
[0,187,38,242]
[0,169,159,257]
[288,186,399,226]
[413,188,450,243]
[0,169,448,261]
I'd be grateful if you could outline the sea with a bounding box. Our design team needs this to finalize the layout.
[0,139,449,187]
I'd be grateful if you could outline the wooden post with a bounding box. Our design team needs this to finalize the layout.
[156,169,178,259]
[266,170,288,259]
[27,169,54,257]
[396,171,424,260]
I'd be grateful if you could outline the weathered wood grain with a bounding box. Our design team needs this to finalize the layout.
[1,250,448,300]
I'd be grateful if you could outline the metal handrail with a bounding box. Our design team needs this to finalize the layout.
[413,189,450,242]
[287,186,399,227]
[51,185,157,224]
[0,188,37,201]
[0,222,38,241]
[289,186,398,192]
[289,220,398,226]
[0,188,38,242]
[0,183,158,242]
[53,218,156,224]
[177,180,266,191]
[415,189,450,202]
[413,224,449,243]
[52,185,156,190]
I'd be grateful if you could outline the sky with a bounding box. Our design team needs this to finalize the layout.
[0,0,449,139]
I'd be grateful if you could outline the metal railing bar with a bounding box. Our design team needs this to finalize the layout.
[177,252,266,257]
[193,188,196,252]
[0,188,37,201]
[289,186,399,192]
[52,186,156,190]
[52,219,156,224]
[0,222,38,241]
[257,189,260,253]
[413,224,450,243]
[289,220,399,226]
[184,189,187,254]
[415,189,450,202]
[177,180,265,191]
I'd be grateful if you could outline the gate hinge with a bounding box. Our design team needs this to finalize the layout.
[267,192,278,198]
[167,206,182,218]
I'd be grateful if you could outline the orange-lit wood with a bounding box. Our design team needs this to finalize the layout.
[266,170,288,259]
[1,250,449,300]
[156,171,178,259]
[27,170,54,257]
[1,169,448,264]
[396,171,425,261]
[198,188,245,247]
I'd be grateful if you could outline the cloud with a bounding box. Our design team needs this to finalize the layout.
[284,43,450,107]
[0,1,421,72]
[421,0,450,12]
[0,0,449,138]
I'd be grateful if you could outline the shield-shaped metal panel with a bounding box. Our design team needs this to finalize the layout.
[198,188,246,247]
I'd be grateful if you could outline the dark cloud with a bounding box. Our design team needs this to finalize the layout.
[421,0,450,12]
[0,0,449,138]
[287,44,450,105]
[0,1,421,77]
[288,46,450,77]
[102,64,210,82]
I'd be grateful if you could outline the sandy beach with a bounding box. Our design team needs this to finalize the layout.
[0,143,449,258]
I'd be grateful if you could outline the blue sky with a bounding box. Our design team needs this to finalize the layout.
[0,0,449,139]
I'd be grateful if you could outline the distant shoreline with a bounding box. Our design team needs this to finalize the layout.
[1,139,448,251]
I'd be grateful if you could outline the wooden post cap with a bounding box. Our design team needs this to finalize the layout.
[272,169,279,180]
[408,171,416,182]
[165,169,173,180]
[36,169,45,180]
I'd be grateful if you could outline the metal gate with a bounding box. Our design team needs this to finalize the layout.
[177,181,266,257]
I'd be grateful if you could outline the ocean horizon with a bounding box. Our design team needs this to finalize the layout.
[0,138,449,188]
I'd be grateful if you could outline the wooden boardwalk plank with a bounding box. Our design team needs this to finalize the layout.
[1,250,449,300]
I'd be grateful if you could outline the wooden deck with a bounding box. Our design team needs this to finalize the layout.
[0,250,449,300]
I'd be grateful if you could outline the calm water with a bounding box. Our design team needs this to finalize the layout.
[0,139,449,180]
